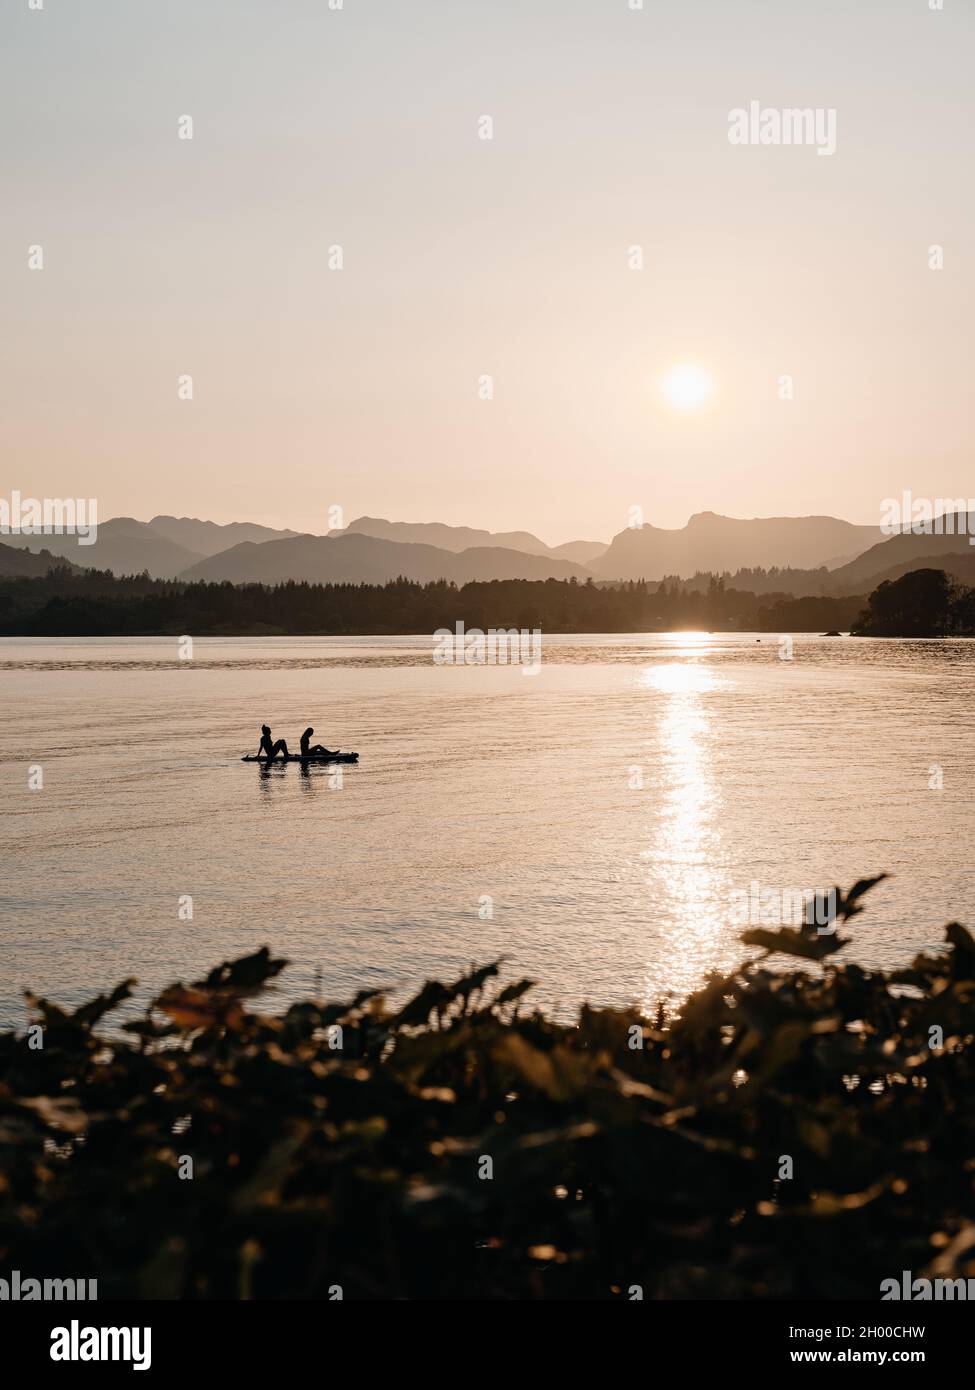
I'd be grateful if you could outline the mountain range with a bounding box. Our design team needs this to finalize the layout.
[333,515,606,565]
[3,509,974,595]
[0,541,80,578]
[589,512,884,580]
[0,515,603,583]
[179,532,591,585]
[824,517,975,590]
[1,518,199,579]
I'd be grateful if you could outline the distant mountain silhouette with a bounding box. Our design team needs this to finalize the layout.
[3,509,901,586]
[178,532,592,585]
[835,549,975,595]
[337,515,607,563]
[148,515,300,557]
[338,515,548,553]
[2,517,202,578]
[592,512,884,580]
[0,540,81,577]
[549,539,609,565]
[826,514,975,590]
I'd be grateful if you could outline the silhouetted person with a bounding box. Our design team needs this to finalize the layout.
[257,724,289,760]
[300,726,338,758]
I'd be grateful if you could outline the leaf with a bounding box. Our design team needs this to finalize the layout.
[494,980,536,1007]
[72,978,138,1028]
[24,978,136,1032]
[804,1179,890,1216]
[946,921,975,970]
[156,985,244,1030]
[493,1034,590,1102]
[193,946,287,994]
[741,926,849,961]
[19,1095,87,1134]
[837,874,889,919]
[389,979,455,1029]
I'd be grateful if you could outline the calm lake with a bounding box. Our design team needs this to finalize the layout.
[2,633,973,1028]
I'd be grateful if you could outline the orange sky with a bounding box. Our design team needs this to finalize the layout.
[2,0,972,544]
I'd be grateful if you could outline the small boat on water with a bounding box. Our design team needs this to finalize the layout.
[242,752,359,764]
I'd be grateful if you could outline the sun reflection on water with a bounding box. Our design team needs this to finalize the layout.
[638,660,738,1010]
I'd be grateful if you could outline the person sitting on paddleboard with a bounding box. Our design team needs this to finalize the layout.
[257,724,289,760]
[300,726,339,759]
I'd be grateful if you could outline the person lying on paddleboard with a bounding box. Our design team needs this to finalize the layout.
[300,726,339,759]
[257,724,289,760]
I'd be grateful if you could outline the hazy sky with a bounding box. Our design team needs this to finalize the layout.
[2,0,972,543]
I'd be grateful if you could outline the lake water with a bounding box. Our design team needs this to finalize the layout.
[2,633,973,1029]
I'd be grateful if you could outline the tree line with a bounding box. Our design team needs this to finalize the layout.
[0,566,864,635]
[851,568,975,636]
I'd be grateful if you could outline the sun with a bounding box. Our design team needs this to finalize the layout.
[661,363,713,412]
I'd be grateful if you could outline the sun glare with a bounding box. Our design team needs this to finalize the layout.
[661,363,713,412]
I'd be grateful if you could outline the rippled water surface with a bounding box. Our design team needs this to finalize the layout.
[2,633,974,1027]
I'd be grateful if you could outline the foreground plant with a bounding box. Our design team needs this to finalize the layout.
[2,877,974,1299]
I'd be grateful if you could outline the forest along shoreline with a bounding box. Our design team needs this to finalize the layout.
[1,564,971,637]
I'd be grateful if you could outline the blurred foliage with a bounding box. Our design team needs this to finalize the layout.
[3,878,975,1299]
